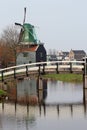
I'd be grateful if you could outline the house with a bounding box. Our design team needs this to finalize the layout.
[47,51,69,62]
[16,44,47,65]
[62,51,69,60]
[69,49,86,61]
[56,51,69,61]
[48,54,57,61]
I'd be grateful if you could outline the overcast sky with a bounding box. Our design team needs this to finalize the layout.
[0,0,87,52]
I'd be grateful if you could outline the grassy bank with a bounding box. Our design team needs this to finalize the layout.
[42,73,83,82]
[0,89,7,96]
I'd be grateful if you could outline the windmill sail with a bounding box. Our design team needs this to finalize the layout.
[23,7,26,24]
[15,7,38,44]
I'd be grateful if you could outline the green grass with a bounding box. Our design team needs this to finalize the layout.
[0,89,7,96]
[42,73,83,82]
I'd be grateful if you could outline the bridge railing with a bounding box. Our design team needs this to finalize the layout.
[0,60,85,82]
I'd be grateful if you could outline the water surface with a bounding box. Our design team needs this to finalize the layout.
[0,78,87,130]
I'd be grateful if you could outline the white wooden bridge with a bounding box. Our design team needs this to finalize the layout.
[0,60,86,82]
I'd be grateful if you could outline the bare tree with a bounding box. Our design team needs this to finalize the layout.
[0,44,9,67]
[0,25,20,66]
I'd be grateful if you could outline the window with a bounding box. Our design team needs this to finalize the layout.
[23,52,28,57]
[29,61,32,63]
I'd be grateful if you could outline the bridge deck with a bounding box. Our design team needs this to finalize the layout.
[0,61,85,82]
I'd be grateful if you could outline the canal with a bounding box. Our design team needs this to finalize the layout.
[0,77,87,130]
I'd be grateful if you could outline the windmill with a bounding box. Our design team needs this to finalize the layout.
[15,7,38,44]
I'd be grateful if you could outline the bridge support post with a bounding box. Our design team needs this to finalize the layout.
[42,64,45,74]
[26,66,28,77]
[70,62,72,73]
[56,63,59,74]
[83,57,87,103]
[38,64,41,76]
[1,71,4,82]
[14,68,16,79]
[83,57,87,89]
[84,75,87,89]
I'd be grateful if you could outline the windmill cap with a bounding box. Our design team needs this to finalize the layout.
[23,23,34,28]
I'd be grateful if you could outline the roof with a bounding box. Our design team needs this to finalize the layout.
[27,45,38,51]
[17,45,39,53]
[63,51,69,56]
[72,50,86,60]
[20,23,38,44]
[72,50,86,55]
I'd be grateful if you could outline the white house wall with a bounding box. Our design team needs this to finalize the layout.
[16,52,36,65]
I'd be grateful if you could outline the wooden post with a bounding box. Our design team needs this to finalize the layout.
[56,63,59,74]
[14,68,16,79]
[1,71,4,82]
[70,62,72,73]
[83,57,87,103]
[42,64,45,74]
[38,64,41,76]
[83,58,87,89]
[26,66,28,77]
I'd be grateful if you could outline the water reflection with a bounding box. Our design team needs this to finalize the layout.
[0,78,87,130]
[0,103,87,130]
[46,80,83,104]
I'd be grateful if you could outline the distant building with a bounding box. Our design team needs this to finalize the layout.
[69,49,86,61]
[62,51,69,60]
[47,51,69,61]
[48,54,57,61]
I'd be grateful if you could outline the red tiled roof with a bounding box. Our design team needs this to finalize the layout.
[17,45,38,53]
[27,45,38,51]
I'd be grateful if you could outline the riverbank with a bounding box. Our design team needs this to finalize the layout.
[42,73,83,82]
[0,89,7,100]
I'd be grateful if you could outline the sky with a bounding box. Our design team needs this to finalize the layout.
[0,0,87,53]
